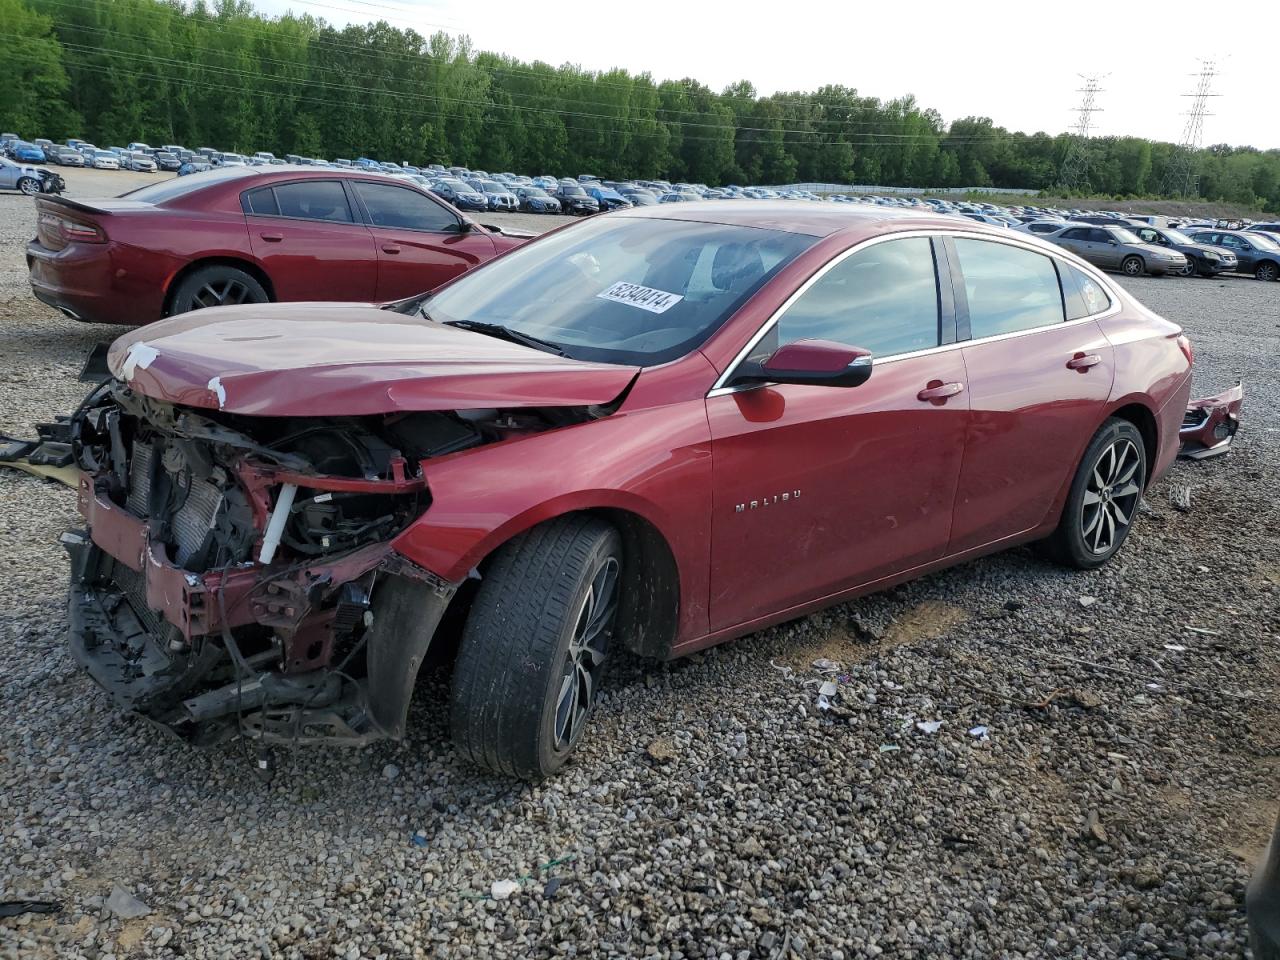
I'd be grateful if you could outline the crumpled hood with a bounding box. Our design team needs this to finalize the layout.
[107,303,639,417]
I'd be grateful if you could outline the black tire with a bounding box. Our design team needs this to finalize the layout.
[450,516,623,779]
[1120,255,1144,277]
[1038,418,1147,570]
[17,177,40,196]
[168,264,268,315]
[1256,261,1279,282]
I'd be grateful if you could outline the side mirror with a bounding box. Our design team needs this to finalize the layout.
[731,340,873,389]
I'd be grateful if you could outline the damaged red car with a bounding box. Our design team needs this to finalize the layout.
[61,204,1200,778]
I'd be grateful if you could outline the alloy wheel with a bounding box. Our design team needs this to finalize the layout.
[18,178,39,196]
[1122,257,1143,276]
[189,279,254,309]
[1080,438,1142,554]
[1178,260,1196,277]
[1258,263,1278,282]
[552,556,619,751]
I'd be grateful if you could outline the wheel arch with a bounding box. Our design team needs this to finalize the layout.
[162,256,275,316]
[1106,400,1158,487]
[460,504,682,661]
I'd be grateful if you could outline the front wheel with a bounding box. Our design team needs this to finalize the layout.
[1121,255,1145,277]
[1038,418,1147,570]
[1256,261,1279,282]
[1177,259,1196,277]
[450,516,623,779]
[17,177,40,196]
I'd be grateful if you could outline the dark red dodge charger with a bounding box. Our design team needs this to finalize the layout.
[60,202,1196,778]
[26,166,529,326]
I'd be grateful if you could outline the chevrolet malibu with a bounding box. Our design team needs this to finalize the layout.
[26,166,530,325]
[60,204,1193,779]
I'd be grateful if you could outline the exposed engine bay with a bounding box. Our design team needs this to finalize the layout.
[59,379,596,745]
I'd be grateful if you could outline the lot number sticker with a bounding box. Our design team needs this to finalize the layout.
[596,281,684,314]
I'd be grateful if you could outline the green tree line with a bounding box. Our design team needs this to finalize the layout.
[3,0,1278,211]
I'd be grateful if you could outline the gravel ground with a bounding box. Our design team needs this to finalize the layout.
[1,179,1279,960]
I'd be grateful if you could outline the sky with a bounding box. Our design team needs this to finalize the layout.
[254,0,1274,150]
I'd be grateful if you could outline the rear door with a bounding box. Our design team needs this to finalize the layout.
[349,180,496,300]
[243,179,378,302]
[945,237,1114,553]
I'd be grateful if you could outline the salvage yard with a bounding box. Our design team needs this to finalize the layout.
[1,176,1279,959]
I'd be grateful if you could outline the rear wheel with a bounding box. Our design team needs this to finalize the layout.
[1256,261,1279,282]
[450,516,623,779]
[17,177,40,196]
[1038,418,1146,570]
[1121,255,1145,277]
[169,265,268,316]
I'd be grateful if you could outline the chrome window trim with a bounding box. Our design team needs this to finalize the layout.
[707,228,1121,398]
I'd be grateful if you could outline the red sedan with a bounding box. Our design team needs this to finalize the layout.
[61,203,1194,778]
[26,167,529,326]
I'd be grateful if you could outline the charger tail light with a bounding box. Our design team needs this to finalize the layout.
[1176,334,1193,366]
[37,211,106,248]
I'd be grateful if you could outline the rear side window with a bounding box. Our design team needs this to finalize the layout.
[352,182,458,231]
[272,181,353,223]
[772,237,941,359]
[1061,227,1089,240]
[953,238,1064,338]
[243,187,278,216]
[1059,263,1111,320]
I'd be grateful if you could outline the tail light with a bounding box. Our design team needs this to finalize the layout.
[38,211,106,245]
[1176,334,1193,366]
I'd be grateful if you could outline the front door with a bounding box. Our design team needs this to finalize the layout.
[348,180,497,301]
[707,236,968,631]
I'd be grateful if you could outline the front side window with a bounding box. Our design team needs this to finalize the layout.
[272,181,354,223]
[953,238,1064,338]
[769,237,940,360]
[353,182,457,231]
[423,216,815,366]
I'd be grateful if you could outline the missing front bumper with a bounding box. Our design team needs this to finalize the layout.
[1179,382,1243,460]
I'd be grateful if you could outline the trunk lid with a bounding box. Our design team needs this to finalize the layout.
[107,303,640,416]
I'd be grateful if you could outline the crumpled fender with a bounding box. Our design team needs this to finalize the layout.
[1179,382,1243,459]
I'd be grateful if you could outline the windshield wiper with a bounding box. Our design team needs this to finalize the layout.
[441,319,567,357]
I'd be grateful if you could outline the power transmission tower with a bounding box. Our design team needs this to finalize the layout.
[1058,75,1105,194]
[1161,60,1219,197]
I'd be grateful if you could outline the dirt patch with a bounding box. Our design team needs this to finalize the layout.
[790,599,969,668]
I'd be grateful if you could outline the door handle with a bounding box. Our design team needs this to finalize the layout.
[381,244,401,254]
[917,381,964,403]
[1067,353,1101,371]
[259,232,284,242]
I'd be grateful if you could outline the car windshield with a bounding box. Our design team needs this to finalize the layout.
[481,181,505,192]
[521,187,549,197]
[561,185,586,196]
[1163,229,1193,244]
[421,216,815,366]
[1111,227,1141,243]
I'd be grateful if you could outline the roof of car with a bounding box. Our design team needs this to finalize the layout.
[611,199,982,238]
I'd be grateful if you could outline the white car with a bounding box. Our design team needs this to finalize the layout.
[89,150,120,170]
[124,151,157,172]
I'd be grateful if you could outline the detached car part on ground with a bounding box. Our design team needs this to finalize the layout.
[46,204,1224,780]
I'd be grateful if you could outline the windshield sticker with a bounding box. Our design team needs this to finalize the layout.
[596,281,684,314]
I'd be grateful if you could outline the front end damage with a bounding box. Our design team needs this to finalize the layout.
[1180,383,1244,460]
[61,380,590,746]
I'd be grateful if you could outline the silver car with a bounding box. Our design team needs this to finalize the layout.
[122,151,157,172]
[0,156,61,195]
[1044,223,1187,277]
